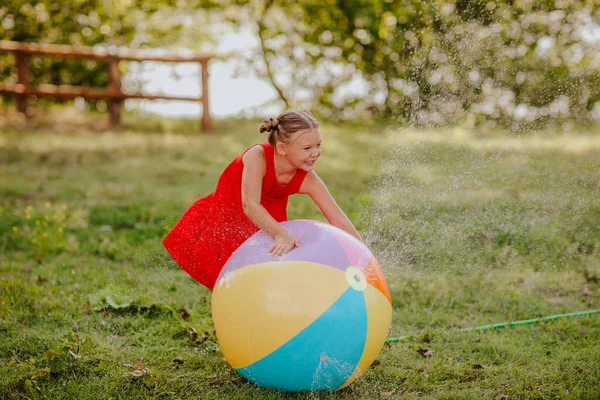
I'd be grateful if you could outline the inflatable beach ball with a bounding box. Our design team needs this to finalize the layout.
[211,220,392,392]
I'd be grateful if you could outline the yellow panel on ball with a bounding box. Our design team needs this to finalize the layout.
[212,260,349,369]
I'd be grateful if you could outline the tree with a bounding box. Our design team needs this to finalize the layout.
[228,0,600,125]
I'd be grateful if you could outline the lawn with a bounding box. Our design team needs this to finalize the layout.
[1,114,599,399]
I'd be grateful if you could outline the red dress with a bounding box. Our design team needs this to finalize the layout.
[162,143,308,290]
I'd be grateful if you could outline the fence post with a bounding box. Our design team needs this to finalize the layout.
[108,56,122,128]
[15,51,30,117]
[200,59,212,132]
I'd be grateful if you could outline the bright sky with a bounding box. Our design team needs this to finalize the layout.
[124,31,283,118]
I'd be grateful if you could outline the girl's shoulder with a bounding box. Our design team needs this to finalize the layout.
[241,143,269,169]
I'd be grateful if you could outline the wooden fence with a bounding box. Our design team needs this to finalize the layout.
[0,40,212,131]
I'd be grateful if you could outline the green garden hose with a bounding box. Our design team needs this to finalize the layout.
[387,309,600,343]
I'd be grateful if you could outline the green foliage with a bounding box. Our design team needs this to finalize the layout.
[1,201,72,260]
[3,1,599,125]
[8,351,52,395]
[7,326,94,395]
[229,0,600,125]
[0,0,217,111]
[1,0,138,90]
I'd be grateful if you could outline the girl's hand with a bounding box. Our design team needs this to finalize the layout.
[269,232,301,256]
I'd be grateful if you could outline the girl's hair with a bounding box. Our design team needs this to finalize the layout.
[259,109,319,146]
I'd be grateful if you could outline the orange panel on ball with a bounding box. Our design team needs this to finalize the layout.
[363,258,392,305]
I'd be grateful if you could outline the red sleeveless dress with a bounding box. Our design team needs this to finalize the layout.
[162,143,308,290]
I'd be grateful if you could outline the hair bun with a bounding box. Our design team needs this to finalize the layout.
[259,117,280,133]
[270,117,279,130]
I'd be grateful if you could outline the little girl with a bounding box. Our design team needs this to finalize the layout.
[162,109,361,290]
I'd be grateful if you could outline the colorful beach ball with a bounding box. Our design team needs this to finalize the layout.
[211,220,392,392]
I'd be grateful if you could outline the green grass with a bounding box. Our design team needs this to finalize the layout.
[1,115,599,399]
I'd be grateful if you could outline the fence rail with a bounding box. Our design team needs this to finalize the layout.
[0,40,212,131]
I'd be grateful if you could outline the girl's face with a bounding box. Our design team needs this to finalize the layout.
[282,129,323,171]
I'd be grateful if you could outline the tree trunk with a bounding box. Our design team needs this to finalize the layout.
[256,0,290,108]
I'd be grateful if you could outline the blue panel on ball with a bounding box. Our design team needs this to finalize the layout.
[236,288,367,391]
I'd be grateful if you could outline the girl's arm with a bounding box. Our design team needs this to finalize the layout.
[299,171,362,241]
[241,146,300,256]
